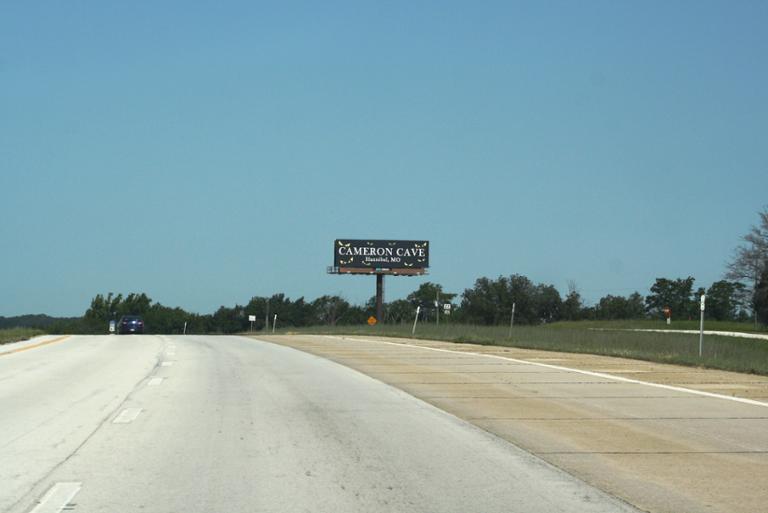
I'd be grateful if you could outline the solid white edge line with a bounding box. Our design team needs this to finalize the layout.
[595,328,768,341]
[327,336,768,409]
[29,482,82,513]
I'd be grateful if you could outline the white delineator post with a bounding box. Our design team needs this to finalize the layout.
[272,314,278,334]
[699,294,706,357]
[508,302,516,339]
[412,306,421,335]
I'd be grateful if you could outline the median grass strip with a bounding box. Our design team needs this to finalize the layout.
[0,328,46,345]
[279,323,768,376]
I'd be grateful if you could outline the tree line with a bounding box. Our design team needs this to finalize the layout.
[26,206,768,334]
[44,272,756,335]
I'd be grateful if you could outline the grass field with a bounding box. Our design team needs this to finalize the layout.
[0,328,45,345]
[278,322,768,376]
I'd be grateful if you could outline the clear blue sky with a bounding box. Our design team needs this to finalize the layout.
[2,1,767,317]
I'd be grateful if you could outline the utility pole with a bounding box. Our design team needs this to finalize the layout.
[265,299,270,332]
[436,290,440,326]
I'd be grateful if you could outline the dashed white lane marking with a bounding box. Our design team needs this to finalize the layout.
[28,482,81,513]
[332,336,768,409]
[167,352,176,357]
[161,361,174,367]
[148,377,164,386]
[113,408,143,424]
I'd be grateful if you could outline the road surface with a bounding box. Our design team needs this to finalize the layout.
[259,334,768,513]
[1,335,638,513]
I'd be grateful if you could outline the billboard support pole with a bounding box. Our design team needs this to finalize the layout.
[376,273,384,323]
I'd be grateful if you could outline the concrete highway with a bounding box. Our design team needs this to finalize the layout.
[262,334,768,513]
[0,335,639,513]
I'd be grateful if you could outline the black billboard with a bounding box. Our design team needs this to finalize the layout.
[334,240,429,270]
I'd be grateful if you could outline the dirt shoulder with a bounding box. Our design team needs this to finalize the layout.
[254,334,768,513]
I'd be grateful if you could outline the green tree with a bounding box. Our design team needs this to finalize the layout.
[84,292,125,323]
[645,277,696,320]
[288,297,315,327]
[460,276,513,325]
[244,296,270,331]
[597,295,628,320]
[145,304,188,334]
[407,282,457,305]
[754,264,768,325]
[596,293,646,320]
[339,305,370,325]
[211,305,246,333]
[561,282,583,321]
[726,206,768,318]
[312,295,350,326]
[259,294,314,328]
[120,293,152,317]
[626,292,646,318]
[705,280,747,321]
[385,299,415,324]
[534,284,562,322]
[460,274,550,325]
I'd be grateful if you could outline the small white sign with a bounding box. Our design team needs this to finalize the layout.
[700,295,706,311]
[248,315,256,322]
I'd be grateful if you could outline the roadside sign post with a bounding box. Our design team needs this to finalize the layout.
[248,314,256,332]
[412,306,421,335]
[183,321,187,335]
[663,307,672,325]
[272,314,277,334]
[699,294,706,358]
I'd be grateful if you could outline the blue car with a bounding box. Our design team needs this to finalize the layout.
[118,315,144,334]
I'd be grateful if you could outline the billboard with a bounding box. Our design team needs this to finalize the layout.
[334,239,429,271]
